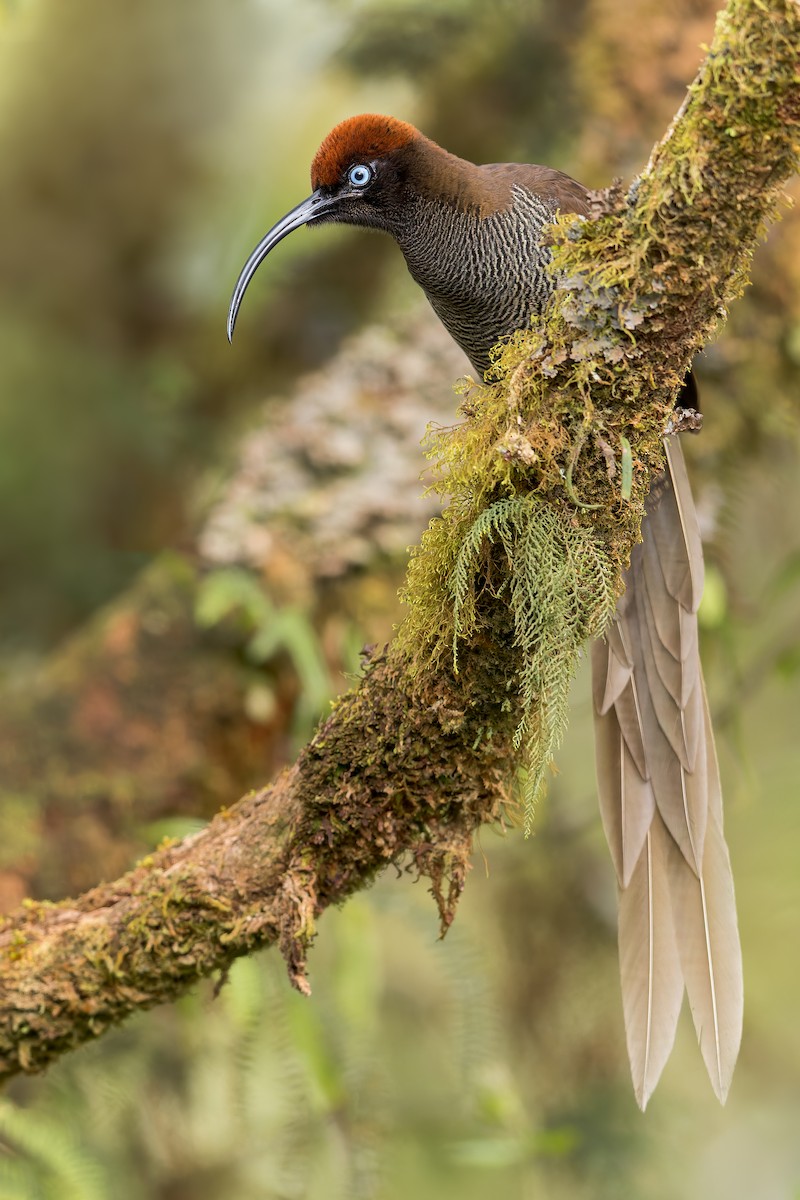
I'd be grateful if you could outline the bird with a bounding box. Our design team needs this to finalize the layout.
[226,113,743,1109]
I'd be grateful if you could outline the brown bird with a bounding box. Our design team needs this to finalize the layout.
[227,114,743,1109]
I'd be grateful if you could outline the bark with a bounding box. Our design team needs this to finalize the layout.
[0,0,798,1083]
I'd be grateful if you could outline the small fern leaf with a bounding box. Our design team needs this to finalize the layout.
[451,495,617,833]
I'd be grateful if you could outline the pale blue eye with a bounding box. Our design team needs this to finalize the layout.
[347,163,373,188]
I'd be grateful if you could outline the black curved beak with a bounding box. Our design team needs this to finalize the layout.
[227,190,334,342]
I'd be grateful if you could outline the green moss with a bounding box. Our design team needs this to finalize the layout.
[6,931,29,963]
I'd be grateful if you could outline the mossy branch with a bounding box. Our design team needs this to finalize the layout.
[0,642,518,1083]
[400,0,800,816]
[1,0,798,1083]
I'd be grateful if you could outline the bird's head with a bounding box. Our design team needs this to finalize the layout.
[227,114,423,341]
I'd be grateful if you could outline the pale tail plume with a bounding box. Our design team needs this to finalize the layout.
[592,436,743,1106]
[664,693,743,1101]
[618,815,684,1109]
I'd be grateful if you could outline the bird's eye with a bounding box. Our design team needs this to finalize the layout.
[347,163,373,188]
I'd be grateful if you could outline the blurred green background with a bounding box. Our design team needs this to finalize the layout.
[1,0,799,1196]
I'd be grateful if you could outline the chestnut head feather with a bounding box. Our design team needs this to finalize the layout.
[311,114,417,191]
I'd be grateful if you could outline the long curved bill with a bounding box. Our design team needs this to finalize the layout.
[227,191,333,342]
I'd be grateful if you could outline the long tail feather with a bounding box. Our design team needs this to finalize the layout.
[664,693,743,1102]
[592,435,743,1105]
[618,813,684,1109]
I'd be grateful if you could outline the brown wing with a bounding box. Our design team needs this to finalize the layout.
[481,162,591,217]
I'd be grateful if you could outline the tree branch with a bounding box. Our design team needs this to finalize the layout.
[1,0,798,1084]
[0,639,516,1081]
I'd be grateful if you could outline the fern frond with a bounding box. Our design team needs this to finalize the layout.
[0,1099,107,1200]
[450,495,616,832]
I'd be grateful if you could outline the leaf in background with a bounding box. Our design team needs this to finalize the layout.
[195,567,274,630]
